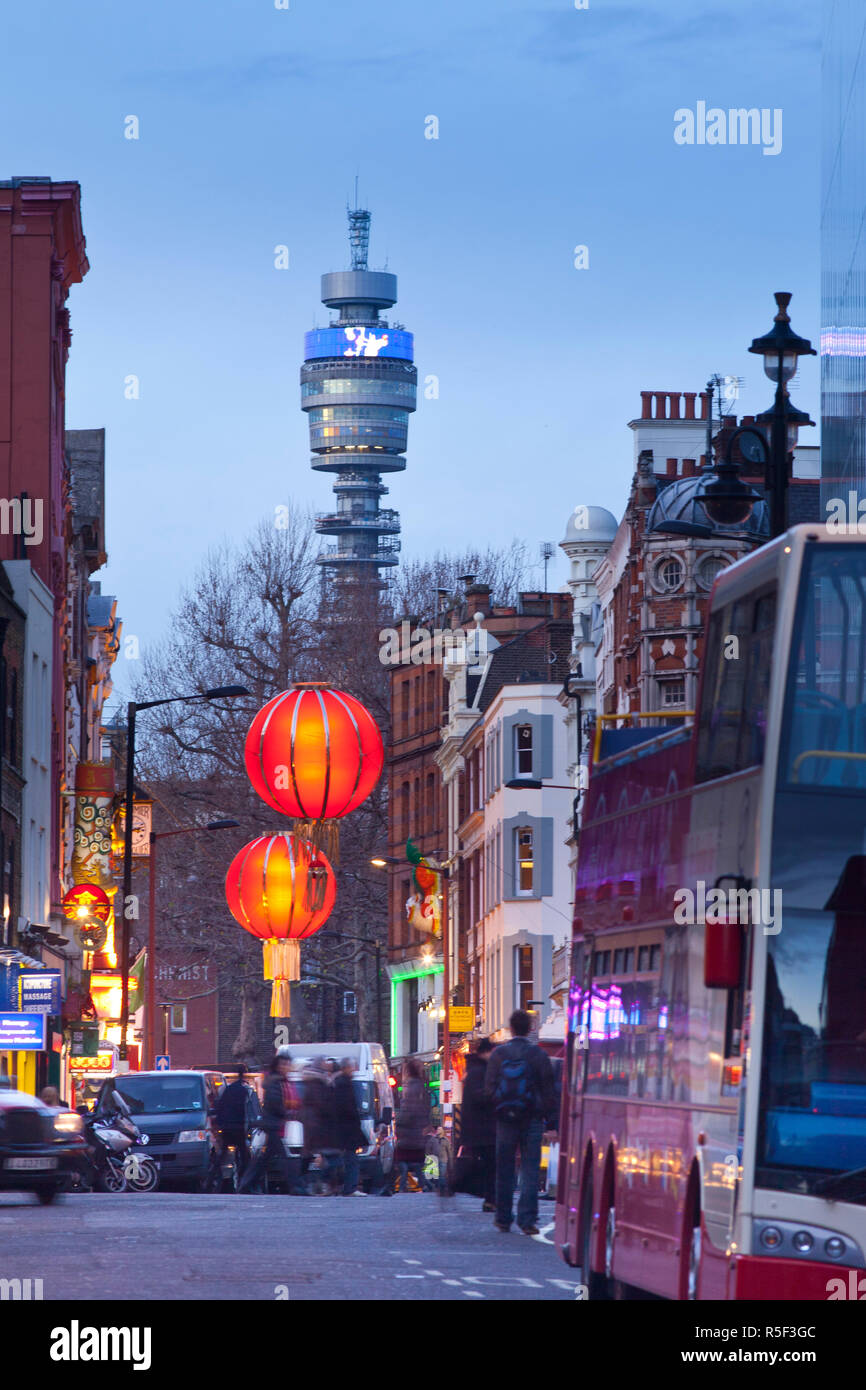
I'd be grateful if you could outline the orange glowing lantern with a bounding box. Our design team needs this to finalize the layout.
[243,683,383,863]
[225,833,336,1016]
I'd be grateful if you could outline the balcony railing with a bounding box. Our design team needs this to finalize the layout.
[314,508,400,534]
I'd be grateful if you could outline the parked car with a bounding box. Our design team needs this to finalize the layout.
[96,1070,225,1191]
[0,1089,85,1204]
[280,1042,395,1191]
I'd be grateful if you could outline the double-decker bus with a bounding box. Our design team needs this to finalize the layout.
[555,524,866,1300]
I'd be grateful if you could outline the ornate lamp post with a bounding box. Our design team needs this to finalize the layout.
[745,290,816,538]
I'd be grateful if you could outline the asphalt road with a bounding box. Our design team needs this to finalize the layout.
[0,1190,582,1301]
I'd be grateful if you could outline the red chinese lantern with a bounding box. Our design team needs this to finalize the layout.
[225,833,336,1017]
[244,682,383,861]
[62,883,111,924]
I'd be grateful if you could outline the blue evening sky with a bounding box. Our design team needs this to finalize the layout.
[1,0,819,699]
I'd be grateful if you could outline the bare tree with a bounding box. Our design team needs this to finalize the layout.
[388,539,531,621]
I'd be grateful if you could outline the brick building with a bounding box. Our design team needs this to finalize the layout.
[0,178,90,921]
[151,948,219,1069]
[594,389,820,717]
[0,563,25,948]
[385,583,575,1066]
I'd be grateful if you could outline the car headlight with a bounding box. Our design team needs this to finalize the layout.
[177,1130,208,1143]
[54,1113,83,1135]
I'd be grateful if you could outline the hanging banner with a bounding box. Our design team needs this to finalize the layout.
[72,762,116,889]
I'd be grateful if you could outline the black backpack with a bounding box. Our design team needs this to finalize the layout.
[493,1048,534,1121]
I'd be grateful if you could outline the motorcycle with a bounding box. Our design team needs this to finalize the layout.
[69,1095,160,1194]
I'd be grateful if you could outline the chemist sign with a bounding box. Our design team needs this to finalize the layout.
[18,970,62,1015]
[0,1012,46,1051]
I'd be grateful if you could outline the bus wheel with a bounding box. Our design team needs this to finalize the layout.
[580,1174,609,1301]
[603,1196,638,1298]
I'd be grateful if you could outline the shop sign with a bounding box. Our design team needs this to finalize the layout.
[18,970,62,1014]
[0,1013,46,1051]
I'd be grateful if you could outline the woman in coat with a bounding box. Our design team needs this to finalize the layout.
[384,1058,431,1194]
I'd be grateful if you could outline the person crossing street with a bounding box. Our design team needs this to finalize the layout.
[485,1010,558,1235]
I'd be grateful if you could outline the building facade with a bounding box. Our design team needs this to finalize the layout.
[0,180,121,1095]
[594,390,820,719]
[302,206,415,588]
[822,0,866,508]
[385,583,575,1065]
[0,178,89,921]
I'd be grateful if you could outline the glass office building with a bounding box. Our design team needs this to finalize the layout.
[822,1,866,507]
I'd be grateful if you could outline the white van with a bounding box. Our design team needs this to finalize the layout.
[281,1042,395,1190]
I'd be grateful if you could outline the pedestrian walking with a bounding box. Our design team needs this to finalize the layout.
[332,1057,367,1196]
[213,1065,254,1187]
[238,1053,296,1194]
[484,1010,558,1235]
[382,1059,431,1195]
[39,1086,67,1110]
[455,1038,496,1210]
[299,1058,338,1194]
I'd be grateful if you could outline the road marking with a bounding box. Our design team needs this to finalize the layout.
[462,1290,484,1298]
[535,1221,555,1245]
[424,1269,444,1276]
[442,1279,463,1286]
[395,1274,425,1279]
[462,1276,544,1288]
[403,1258,422,1265]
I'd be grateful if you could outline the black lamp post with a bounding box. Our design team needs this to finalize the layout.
[118,684,249,1063]
[656,292,815,541]
[745,291,816,538]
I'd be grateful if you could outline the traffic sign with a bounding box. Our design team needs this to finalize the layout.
[155,1054,171,1071]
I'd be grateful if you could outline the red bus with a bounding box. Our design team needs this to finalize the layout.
[555,524,866,1300]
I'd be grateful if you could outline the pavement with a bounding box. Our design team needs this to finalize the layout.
[0,1190,582,1301]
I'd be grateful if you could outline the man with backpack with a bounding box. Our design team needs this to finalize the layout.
[484,1009,559,1235]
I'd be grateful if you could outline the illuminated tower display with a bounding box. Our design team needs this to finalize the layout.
[302,207,416,586]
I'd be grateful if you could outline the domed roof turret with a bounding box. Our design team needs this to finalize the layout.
[647,473,769,539]
[562,505,618,545]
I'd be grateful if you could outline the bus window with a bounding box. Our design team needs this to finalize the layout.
[782,545,866,788]
[696,586,777,782]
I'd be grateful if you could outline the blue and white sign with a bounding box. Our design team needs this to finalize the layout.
[0,1012,46,1051]
[18,970,62,1015]
[155,1054,171,1071]
[304,326,414,362]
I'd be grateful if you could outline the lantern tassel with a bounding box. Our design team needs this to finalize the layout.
[304,863,329,914]
[294,818,339,866]
[263,938,300,1018]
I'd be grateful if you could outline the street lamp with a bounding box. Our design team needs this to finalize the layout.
[370,851,454,1108]
[146,818,240,1068]
[746,291,816,538]
[119,684,249,1064]
[655,292,815,542]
